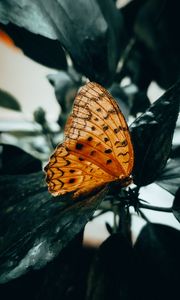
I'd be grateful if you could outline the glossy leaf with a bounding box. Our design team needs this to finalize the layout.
[0,89,21,111]
[0,0,125,86]
[0,232,88,300]
[0,172,107,283]
[134,223,180,300]
[172,188,180,222]
[130,81,180,186]
[0,0,58,39]
[42,0,124,85]
[156,158,180,195]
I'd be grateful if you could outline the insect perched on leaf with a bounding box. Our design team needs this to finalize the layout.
[44,82,134,199]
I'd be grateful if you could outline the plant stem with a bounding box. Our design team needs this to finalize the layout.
[139,202,172,212]
[118,205,132,245]
[138,209,150,223]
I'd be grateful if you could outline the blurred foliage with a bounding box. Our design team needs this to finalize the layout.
[0,0,180,299]
[0,89,21,111]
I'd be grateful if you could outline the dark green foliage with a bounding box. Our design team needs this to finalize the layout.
[0,232,89,300]
[134,0,180,89]
[0,171,107,282]
[134,224,180,300]
[0,0,125,86]
[86,234,136,300]
[130,81,180,186]
[0,0,180,298]
[0,23,67,70]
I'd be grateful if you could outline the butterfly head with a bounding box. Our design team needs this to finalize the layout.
[118,175,133,187]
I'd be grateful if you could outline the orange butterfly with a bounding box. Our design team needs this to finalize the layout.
[44,82,134,199]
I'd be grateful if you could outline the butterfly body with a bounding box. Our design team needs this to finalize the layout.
[45,82,134,199]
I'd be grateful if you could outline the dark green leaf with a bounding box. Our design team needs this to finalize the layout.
[156,158,180,195]
[117,41,153,90]
[134,0,180,89]
[0,172,107,283]
[0,23,67,70]
[134,223,180,300]
[0,232,89,300]
[172,188,180,222]
[42,0,124,86]
[121,0,145,37]
[130,81,180,186]
[0,0,58,40]
[0,89,21,111]
[0,0,125,86]
[86,233,136,300]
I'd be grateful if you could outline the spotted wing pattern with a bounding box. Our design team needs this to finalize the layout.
[45,82,134,198]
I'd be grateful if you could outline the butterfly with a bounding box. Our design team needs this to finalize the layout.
[44,82,134,199]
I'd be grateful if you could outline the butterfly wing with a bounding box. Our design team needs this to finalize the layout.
[64,82,134,178]
[44,144,114,197]
[45,82,134,198]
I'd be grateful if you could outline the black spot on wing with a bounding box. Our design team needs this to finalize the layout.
[69,178,75,183]
[104,149,112,154]
[106,159,112,164]
[76,143,84,150]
